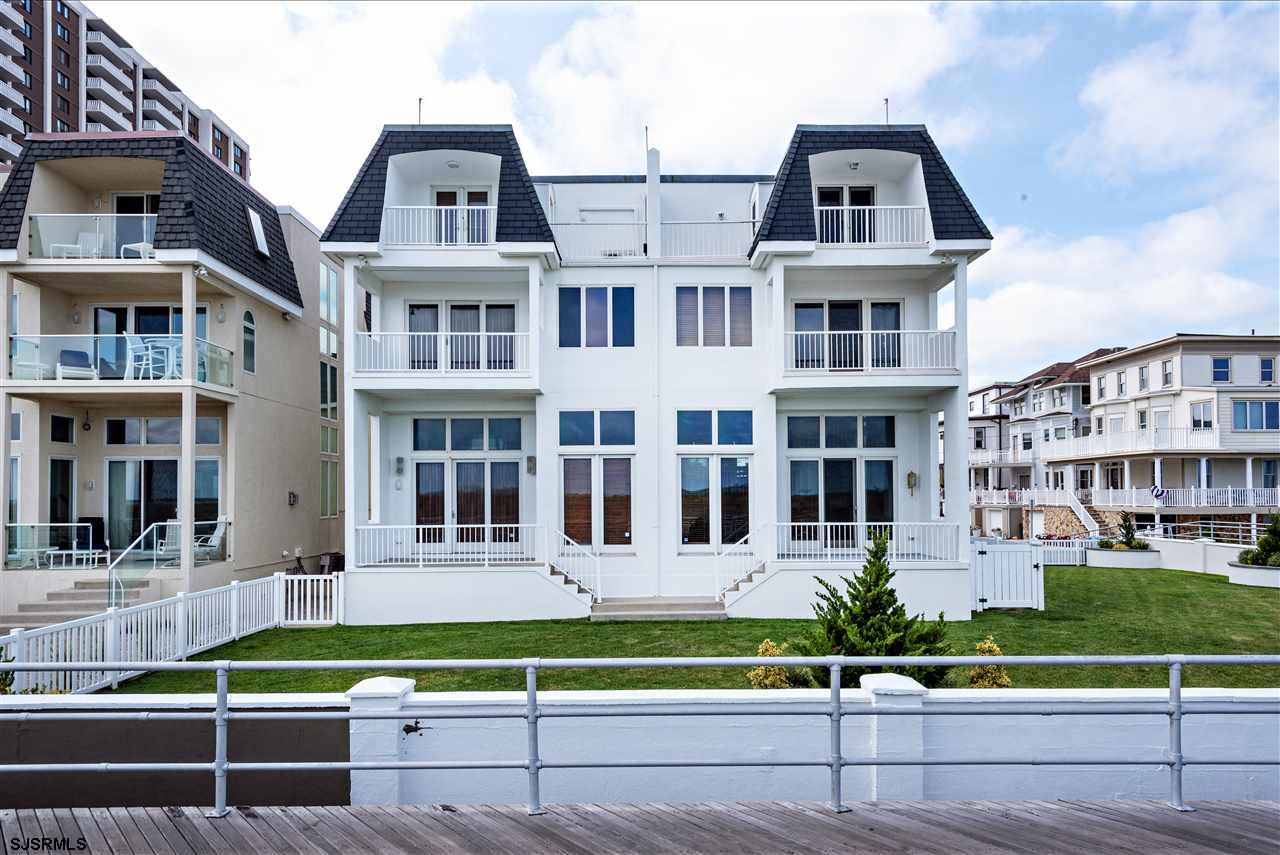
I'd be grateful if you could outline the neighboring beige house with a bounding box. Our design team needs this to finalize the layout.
[0,132,341,630]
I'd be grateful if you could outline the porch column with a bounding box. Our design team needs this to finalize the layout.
[1154,457,1163,488]
[226,401,237,562]
[1245,456,1254,491]
[181,267,196,380]
[342,258,359,566]
[0,393,9,563]
[0,268,11,382]
[1122,459,1131,499]
[1199,457,1208,490]
[944,255,969,564]
[178,388,196,583]
[987,466,996,490]
[526,262,540,384]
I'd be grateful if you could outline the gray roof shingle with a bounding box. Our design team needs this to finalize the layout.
[751,124,991,256]
[321,125,553,244]
[0,135,302,308]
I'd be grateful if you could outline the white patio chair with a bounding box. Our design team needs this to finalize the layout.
[193,518,228,564]
[153,520,183,568]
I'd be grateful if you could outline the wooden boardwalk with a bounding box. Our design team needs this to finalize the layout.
[2,801,1276,853]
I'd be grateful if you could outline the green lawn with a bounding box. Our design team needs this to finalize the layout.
[116,565,1280,694]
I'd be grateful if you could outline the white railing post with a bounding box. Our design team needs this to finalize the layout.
[274,571,286,627]
[9,627,26,694]
[229,580,241,640]
[335,572,345,625]
[105,607,120,689]
[174,591,189,661]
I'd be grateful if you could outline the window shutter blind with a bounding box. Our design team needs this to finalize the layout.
[603,458,631,545]
[563,459,593,544]
[676,287,699,346]
[729,287,752,346]
[701,287,725,346]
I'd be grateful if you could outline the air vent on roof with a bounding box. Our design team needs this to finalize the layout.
[246,207,270,257]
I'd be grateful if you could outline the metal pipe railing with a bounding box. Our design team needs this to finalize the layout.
[0,654,1276,818]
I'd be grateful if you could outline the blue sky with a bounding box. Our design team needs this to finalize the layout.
[94,1,1279,384]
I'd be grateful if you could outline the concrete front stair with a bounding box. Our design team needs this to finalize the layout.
[590,597,726,622]
[0,579,155,633]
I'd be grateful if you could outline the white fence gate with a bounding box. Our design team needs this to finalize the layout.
[972,541,1044,611]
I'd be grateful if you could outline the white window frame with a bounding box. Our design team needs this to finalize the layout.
[1138,365,1148,392]
[1190,400,1214,431]
[559,453,636,554]
[1162,359,1174,387]
[242,311,256,375]
[1211,356,1232,383]
[1115,371,1126,396]
[1096,376,1106,400]
[677,285,754,348]
[1261,357,1275,383]
[679,452,753,553]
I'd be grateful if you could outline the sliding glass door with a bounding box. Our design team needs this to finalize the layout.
[48,458,75,550]
[107,458,219,552]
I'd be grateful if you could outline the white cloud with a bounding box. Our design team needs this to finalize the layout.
[965,206,1278,387]
[91,1,520,226]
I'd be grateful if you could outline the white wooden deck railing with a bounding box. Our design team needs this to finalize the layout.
[1042,428,1220,459]
[784,330,957,373]
[381,206,497,246]
[714,525,766,600]
[660,220,756,258]
[774,522,962,563]
[1092,487,1280,509]
[354,331,531,374]
[354,524,545,567]
[0,573,340,694]
[553,529,602,601]
[550,222,645,260]
[814,206,928,246]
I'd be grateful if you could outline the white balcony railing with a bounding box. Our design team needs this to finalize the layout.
[0,2,22,29]
[86,29,130,64]
[353,331,531,375]
[142,98,180,129]
[815,206,928,246]
[27,213,156,259]
[0,102,20,134]
[354,524,544,568]
[550,222,645,260]
[660,220,755,258]
[1091,487,1280,509]
[0,135,21,159]
[784,329,957,373]
[0,78,21,109]
[0,26,21,58]
[774,522,962,563]
[969,489,1080,507]
[86,76,133,114]
[142,77,182,108]
[1042,428,1221,459]
[85,54,134,92]
[380,205,496,247]
[85,99,130,131]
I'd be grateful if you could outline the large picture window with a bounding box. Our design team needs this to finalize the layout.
[679,454,750,547]
[1233,400,1280,431]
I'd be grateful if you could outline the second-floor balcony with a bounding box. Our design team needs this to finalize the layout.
[28,214,156,260]
[9,335,234,389]
[969,447,1037,466]
[86,54,134,93]
[814,206,928,247]
[783,329,957,374]
[380,205,496,247]
[353,331,531,376]
[1042,427,1220,459]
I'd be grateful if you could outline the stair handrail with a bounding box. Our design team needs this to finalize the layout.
[553,528,601,602]
[715,525,766,602]
[1065,488,1100,533]
[107,521,171,608]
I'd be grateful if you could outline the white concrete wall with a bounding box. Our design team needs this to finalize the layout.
[343,677,1279,806]
[342,567,589,624]
[725,566,970,620]
[1146,537,1247,576]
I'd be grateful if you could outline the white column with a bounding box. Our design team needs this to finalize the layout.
[1122,459,1131,495]
[0,392,9,564]
[1093,462,1101,491]
[181,268,196,380]
[347,676,415,805]
[1154,457,1163,488]
[178,388,196,583]
[944,256,969,564]
[0,269,11,382]
[527,262,540,384]
[342,258,360,566]
[1199,457,1208,489]
[645,147,661,258]
[987,466,996,490]
[1245,457,1254,491]
[862,673,927,799]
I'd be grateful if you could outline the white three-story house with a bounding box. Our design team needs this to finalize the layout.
[324,124,989,623]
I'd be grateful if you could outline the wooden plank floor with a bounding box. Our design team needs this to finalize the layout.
[1,801,1275,854]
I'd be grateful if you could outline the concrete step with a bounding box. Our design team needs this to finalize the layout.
[73,579,150,591]
[0,612,104,629]
[17,595,140,612]
[590,597,726,622]
[45,588,145,603]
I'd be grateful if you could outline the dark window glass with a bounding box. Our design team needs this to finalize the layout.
[599,410,635,445]
[717,410,752,445]
[676,410,712,445]
[559,411,594,446]
[586,287,609,347]
[488,418,521,450]
[146,418,180,445]
[603,458,631,546]
[490,462,520,530]
[106,419,140,445]
[825,416,858,448]
[863,416,896,448]
[612,287,634,347]
[413,418,445,451]
[823,459,856,524]
[9,412,18,441]
[864,460,894,523]
[789,460,820,526]
[450,418,483,451]
[680,457,710,545]
[196,417,221,445]
[415,462,445,532]
[563,458,592,544]
[787,416,820,448]
[720,457,750,545]
[558,287,580,347]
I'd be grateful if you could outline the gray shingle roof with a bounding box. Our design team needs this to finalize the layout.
[0,135,302,308]
[751,125,991,256]
[321,125,553,244]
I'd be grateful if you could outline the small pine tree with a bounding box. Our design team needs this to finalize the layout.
[792,532,953,688]
[968,636,1012,688]
[1118,511,1136,546]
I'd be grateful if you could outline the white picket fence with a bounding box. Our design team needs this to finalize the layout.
[1034,538,1092,565]
[0,572,342,694]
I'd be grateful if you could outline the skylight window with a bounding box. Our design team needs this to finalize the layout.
[246,207,270,257]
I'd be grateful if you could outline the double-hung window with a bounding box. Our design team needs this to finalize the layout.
[1232,400,1280,431]
[1190,401,1214,431]
[677,409,753,548]
[1162,359,1174,387]
[558,410,636,549]
[973,428,985,450]
[1261,357,1275,383]
[1212,357,1231,383]
[1138,365,1148,391]
[1115,371,1126,396]
[558,286,634,348]
[675,285,752,347]
[1096,376,1106,400]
